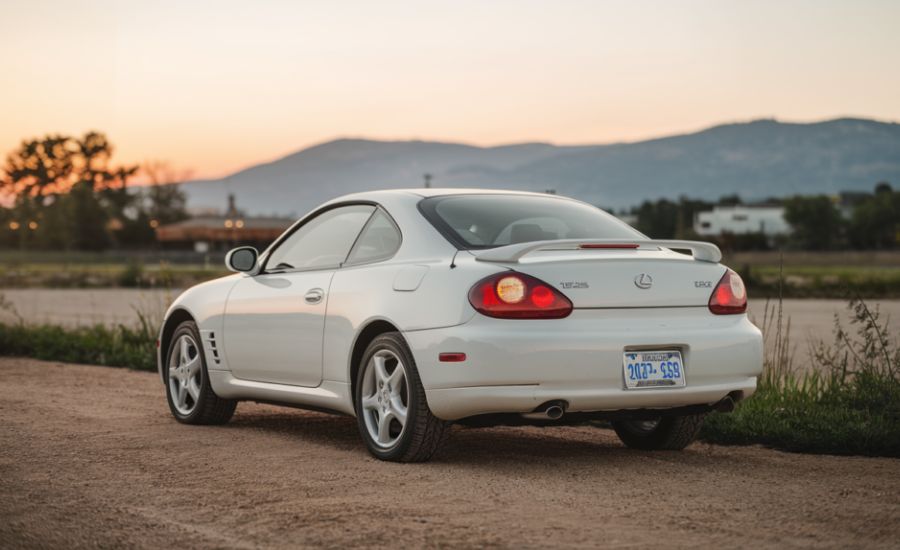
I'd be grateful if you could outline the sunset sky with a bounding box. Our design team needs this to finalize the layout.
[2,0,899,180]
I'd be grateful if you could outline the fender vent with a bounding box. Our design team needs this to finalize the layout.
[200,330,221,366]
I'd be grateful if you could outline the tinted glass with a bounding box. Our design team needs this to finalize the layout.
[346,209,401,264]
[266,205,374,271]
[423,195,641,248]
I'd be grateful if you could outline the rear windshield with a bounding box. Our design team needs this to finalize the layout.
[419,194,643,249]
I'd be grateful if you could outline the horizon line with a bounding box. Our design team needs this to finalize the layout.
[189,114,898,183]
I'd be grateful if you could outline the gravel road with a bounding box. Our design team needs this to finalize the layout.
[1,358,898,549]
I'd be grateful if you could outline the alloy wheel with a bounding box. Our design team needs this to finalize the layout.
[168,334,203,415]
[360,349,410,448]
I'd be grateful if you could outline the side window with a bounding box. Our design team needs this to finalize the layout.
[265,205,374,271]
[346,209,402,265]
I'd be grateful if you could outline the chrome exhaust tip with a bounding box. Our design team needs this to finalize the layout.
[521,400,568,420]
[545,405,564,420]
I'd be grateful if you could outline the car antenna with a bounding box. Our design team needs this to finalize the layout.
[450,250,458,269]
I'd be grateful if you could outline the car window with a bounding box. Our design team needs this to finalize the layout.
[265,205,375,271]
[346,209,401,265]
[420,194,642,249]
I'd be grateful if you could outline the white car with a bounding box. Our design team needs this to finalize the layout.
[158,189,762,462]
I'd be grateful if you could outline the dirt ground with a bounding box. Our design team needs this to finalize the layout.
[1,358,898,549]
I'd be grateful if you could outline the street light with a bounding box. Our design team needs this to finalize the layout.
[8,221,19,231]
[28,221,38,230]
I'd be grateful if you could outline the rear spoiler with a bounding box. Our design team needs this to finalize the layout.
[473,239,722,263]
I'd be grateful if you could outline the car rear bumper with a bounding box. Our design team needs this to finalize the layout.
[404,307,763,420]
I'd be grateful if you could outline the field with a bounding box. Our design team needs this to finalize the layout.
[724,251,900,298]
[3,250,900,298]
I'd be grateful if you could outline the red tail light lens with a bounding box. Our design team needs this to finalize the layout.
[469,272,573,319]
[708,269,747,314]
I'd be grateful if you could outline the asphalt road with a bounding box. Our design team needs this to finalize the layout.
[1,358,898,549]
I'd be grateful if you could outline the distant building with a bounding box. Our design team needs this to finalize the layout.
[694,205,789,237]
[156,194,293,251]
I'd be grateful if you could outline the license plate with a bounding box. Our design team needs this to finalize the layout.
[623,350,685,389]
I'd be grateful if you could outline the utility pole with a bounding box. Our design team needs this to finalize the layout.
[423,173,432,189]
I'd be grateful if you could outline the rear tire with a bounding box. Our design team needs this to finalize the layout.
[354,332,451,462]
[164,320,237,425]
[612,413,706,451]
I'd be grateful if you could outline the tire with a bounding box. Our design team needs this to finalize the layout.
[612,413,706,451]
[164,320,237,425]
[354,332,451,462]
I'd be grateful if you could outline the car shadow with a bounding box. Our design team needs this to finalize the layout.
[221,406,739,469]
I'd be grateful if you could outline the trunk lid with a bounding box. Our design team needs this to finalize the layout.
[473,248,726,309]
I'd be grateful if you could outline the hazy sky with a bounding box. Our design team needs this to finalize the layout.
[1,0,899,179]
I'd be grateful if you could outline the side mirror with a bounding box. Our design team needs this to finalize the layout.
[225,246,259,274]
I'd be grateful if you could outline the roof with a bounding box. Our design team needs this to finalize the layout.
[324,188,576,206]
[399,187,552,198]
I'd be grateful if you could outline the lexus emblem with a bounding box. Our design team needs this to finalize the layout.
[634,273,653,289]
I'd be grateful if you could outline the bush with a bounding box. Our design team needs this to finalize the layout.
[701,297,900,457]
[0,295,157,371]
[117,261,145,287]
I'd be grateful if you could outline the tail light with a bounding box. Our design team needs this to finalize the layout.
[708,269,747,314]
[468,272,573,319]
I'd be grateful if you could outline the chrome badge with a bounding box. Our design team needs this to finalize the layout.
[634,273,653,289]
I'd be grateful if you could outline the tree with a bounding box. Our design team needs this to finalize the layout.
[848,182,898,249]
[141,161,190,225]
[1,135,78,206]
[783,195,844,250]
[633,198,678,238]
[1,131,138,250]
[631,196,712,239]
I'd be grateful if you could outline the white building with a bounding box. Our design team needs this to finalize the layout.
[694,205,789,237]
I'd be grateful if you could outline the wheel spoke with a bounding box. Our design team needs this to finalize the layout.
[376,411,392,444]
[183,356,201,377]
[179,337,190,366]
[390,398,407,425]
[386,362,405,392]
[373,355,389,385]
[186,378,200,402]
[361,393,379,411]
[176,381,188,409]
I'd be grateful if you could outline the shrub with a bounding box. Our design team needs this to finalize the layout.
[0,292,158,371]
[702,297,900,457]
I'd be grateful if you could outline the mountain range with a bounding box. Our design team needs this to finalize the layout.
[182,118,900,216]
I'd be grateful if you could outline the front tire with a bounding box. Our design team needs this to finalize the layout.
[354,332,451,462]
[612,413,706,451]
[164,320,237,425]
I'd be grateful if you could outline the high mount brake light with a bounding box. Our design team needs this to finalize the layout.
[708,269,747,315]
[469,273,573,319]
[578,243,640,249]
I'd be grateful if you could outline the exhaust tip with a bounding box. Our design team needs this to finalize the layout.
[545,405,564,420]
[520,400,569,421]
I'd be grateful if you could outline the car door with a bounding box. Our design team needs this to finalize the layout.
[223,204,375,386]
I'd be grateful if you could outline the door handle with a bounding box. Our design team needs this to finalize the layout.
[304,288,325,304]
